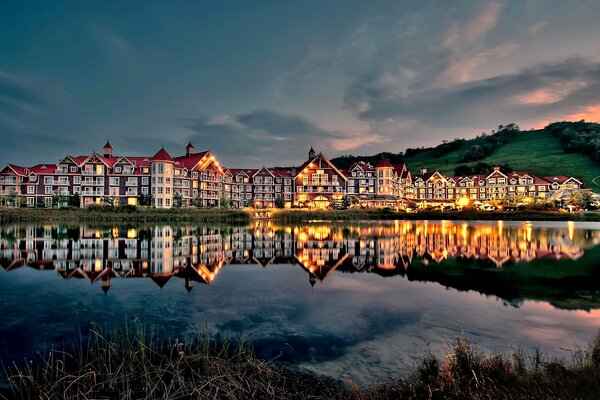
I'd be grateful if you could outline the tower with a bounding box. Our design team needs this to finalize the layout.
[103,141,113,158]
[308,146,316,160]
[186,141,194,157]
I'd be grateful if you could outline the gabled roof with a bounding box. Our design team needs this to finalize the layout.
[543,176,583,185]
[296,153,348,181]
[103,140,112,150]
[1,164,27,176]
[150,147,174,162]
[173,151,210,170]
[227,168,258,177]
[375,157,393,168]
[252,167,276,178]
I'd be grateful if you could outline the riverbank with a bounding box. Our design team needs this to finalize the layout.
[270,208,600,223]
[0,207,250,225]
[2,325,599,399]
[2,207,600,225]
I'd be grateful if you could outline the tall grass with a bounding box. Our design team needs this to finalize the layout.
[1,322,343,400]
[3,325,600,399]
[0,208,251,225]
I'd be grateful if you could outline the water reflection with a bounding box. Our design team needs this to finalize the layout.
[1,221,599,309]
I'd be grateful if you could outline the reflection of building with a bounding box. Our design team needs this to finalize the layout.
[2,221,599,292]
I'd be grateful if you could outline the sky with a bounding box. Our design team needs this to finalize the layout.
[2,0,600,168]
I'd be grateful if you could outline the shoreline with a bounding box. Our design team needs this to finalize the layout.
[2,325,599,399]
[2,207,600,224]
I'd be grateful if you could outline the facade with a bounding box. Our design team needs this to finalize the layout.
[294,149,347,208]
[0,143,589,209]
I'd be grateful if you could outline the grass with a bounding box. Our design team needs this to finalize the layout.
[271,208,600,223]
[0,207,251,225]
[404,130,600,189]
[2,323,599,399]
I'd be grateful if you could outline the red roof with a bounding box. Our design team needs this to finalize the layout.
[150,148,174,162]
[272,168,292,178]
[103,141,112,150]
[186,141,194,149]
[29,164,57,174]
[125,156,151,168]
[174,151,209,170]
[375,158,393,168]
[6,164,27,176]
[227,168,258,176]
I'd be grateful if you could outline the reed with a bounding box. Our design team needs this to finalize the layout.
[0,207,251,225]
[2,323,600,399]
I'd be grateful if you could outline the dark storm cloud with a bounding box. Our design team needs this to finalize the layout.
[185,110,344,165]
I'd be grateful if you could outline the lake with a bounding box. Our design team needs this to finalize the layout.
[1,220,599,385]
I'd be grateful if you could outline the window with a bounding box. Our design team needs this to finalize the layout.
[110,177,120,186]
[44,176,53,185]
[158,164,164,174]
[27,197,34,207]
[29,175,37,182]
[74,176,81,184]
[115,167,122,173]
[70,166,77,172]
[27,186,35,194]
[45,197,52,207]
[142,177,149,185]
[73,186,80,194]
[165,187,170,194]
[45,186,53,194]
[166,199,171,207]
[142,187,148,195]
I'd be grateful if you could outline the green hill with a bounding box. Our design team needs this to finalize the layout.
[331,124,600,190]
[404,130,600,188]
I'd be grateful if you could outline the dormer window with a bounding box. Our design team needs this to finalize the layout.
[115,167,122,173]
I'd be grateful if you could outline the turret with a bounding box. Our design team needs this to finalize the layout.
[186,141,195,157]
[421,165,428,175]
[103,140,113,158]
[308,146,316,160]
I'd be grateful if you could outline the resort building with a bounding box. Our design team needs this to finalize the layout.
[0,143,589,209]
[294,148,347,208]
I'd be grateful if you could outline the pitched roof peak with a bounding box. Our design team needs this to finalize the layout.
[150,147,174,162]
[103,140,112,150]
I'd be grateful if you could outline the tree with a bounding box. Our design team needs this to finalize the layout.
[219,196,231,208]
[274,194,284,208]
[68,193,81,208]
[52,191,70,208]
[5,189,17,207]
[173,192,183,208]
[569,191,594,209]
[102,196,117,207]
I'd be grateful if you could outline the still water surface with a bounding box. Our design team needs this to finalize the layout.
[1,220,599,384]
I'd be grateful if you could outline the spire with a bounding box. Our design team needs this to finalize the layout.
[308,146,316,161]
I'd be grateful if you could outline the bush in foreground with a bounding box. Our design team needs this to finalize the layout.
[2,325,600,399]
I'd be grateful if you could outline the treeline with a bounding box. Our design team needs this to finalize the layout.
[459,123,520,162]
[546,121,600,161]
[330,152,405,170]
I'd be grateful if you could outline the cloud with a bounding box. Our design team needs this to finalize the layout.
[183,110,373,167]
[529,21,550,35]
[344,56,600,143]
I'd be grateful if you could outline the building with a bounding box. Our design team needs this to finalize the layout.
[0,143,589,209]
[294,148,347,208]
